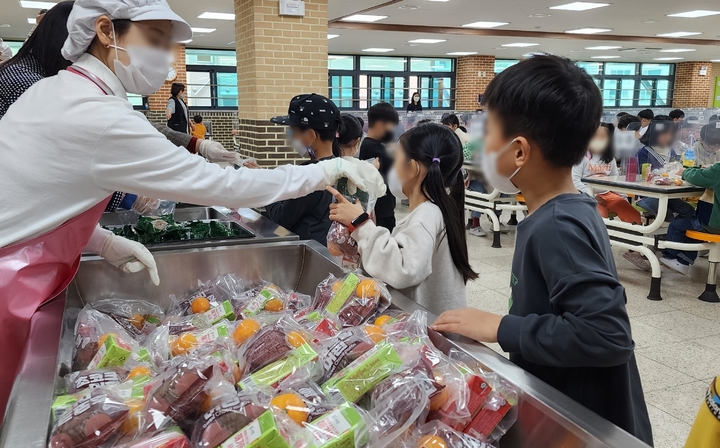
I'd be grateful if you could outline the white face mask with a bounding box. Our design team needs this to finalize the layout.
[387,168,407,200]
[588,139,608,154]
[109,25,170,95]
[481,139,521,194]
[413,96,419,102]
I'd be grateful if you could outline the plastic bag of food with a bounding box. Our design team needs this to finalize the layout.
[144,357,216,432]
[90,299,165,343]
[190,392,268,448]
[273,378,338,425]
[215,408,307,448]
[73,308,140,372]
[312,273,391,325]
[327,221,361,270]
[409,421,495,448]
[48,388,130,448]
[239,282,288,317]
[113,426,190,448]
[369,310,411,329]
[65,368,127,394]
[315,326,378,383]
[462,378,519,444]
[356,375,431,448]
[170,274,247,319]
[237,317,318,390]
[303,402,368,448]
[167,320,233,358]
[285,291,312,314]
[646,161,684,185]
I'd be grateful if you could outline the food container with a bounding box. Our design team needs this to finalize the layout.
[1,241,650,448]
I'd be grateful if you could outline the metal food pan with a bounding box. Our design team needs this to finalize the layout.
[2,241,650,448]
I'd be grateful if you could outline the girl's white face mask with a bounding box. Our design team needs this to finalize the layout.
[109,24,171,95]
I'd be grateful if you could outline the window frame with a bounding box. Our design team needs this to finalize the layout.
[328,54,456,111]
[185,65,238,110]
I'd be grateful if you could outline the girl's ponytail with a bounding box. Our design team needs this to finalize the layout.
[399,125,478,283]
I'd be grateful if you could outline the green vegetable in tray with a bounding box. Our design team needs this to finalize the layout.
[104,215,244,244]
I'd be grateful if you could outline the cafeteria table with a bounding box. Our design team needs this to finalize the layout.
[583,175,705,301]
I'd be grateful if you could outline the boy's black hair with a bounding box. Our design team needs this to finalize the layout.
[626,122,642,132]
[193,115,203,123]
[701,124,720,147]
[616,111,629,118]
[637,109,654,120]
[597,123,616,164]
[416,118,434,126]
[398,124,478,283]
[170,82,185,97]
[709,115,719,123]
[617,114,641,130]
[0,1,74,78]
[458,125,468,133]
[367,102,399,127]
[481,54,603,168]
[441,114,460,127]
[639,117,676,147]
[669,109,685,120]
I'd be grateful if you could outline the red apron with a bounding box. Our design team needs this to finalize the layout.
[0,65,114,419]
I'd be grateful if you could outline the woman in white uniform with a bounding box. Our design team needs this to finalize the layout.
[0,0,364,417]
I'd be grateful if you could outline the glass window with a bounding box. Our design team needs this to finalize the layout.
[360,56,406,71]
[410,58,453,72]
[576,62,602,75]
[638,79,654,107]
[641,63,672,76]
[329,75,354,108]
[494,59,519,73]
[604,63,637,75]
[186,49,237,67]
[216,72,238,108]
[656,80,670,106]
[602,79,618,107]
[432,77,452,108]
[4,40,23,55]
[127,94,143,107]
[328,55,354,70]
[187,71,212,108]
[620,79,635,107]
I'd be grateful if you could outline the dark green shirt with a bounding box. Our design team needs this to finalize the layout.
[683,165,720,228]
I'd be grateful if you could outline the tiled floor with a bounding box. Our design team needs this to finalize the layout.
[397,203,718,448]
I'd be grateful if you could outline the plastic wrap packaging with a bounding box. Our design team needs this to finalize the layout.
[239,282,288,317]
[214,408,308,448]
[302,402,367,448]
[170,274,247,318]
[312,273,391,328]
[356,375,430,448]
[65,368,127,394]
[90,299,165,343]
[408,421,495,448]
[72,308,140,372]
[645,161,685,185]
[316,327,378,383]
[114,427,190,448]
[274,378,338,424]
[48,388,130,448]
[190,392,268,448]
[462,380,519,444]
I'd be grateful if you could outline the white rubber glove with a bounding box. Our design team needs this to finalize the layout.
[318,158,367,192]
[99,234,160,286]
[198,139,238,163]
[131,196,161,215]
[340,156,387,197]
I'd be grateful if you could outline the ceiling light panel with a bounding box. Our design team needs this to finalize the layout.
[19,1,56,8]
[408,39,447,44]
[656,31,702,37]
[462,21,509,28]
[654,57,684,61]
[502,43,539,47]
[362,48,394,52]
[27,17,36,24]
[565,27,612,34]
[197,12,235,20]
[327,34,340,39]
[659,48,696,53]
[447,52,478,55]
[341,14,388,22]
[549,2,610,11]
[190,27,216,33]
[585,45,622,50]
[591,55,621,59]
[667,10,720,18]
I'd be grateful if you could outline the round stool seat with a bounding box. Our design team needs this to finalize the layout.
[686,230,720,244]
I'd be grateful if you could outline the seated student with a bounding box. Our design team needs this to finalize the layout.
[637,108,654,136]
[694,123,720,166]
[360,102,400,231]
[327,124,478,316]
[266,94,343,244]
[191,115,207,139]
[431,55,652,445]
[618,114,641,131]
[670,109,685,122]
[441,113,471,145]
[636,116,695,220]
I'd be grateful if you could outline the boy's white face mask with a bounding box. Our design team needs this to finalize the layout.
[481,139,521,194]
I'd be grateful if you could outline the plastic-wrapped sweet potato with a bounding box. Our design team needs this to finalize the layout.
[48,389,129,448]
[190,392,267,448]
[72,308,139,372]
[65,368,127,394]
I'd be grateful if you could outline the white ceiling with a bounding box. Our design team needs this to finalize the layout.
[1,0,719,62]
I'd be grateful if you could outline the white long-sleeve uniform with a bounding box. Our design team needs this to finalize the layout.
[0,54,327,247]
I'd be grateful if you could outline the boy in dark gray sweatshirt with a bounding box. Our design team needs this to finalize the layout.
[432,55,653,445]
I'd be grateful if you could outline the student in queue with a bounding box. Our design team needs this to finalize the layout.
[336,114,365,158]
[360,102,400,231]
[0,1,74,119]
[441,113,471,145]
[636,117,695,220]
[637,108,654,136]
[328,123,477,316]
[0,0,366,418]
[431,55,653,445]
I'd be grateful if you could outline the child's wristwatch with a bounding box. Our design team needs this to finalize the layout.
[347,212,370,233]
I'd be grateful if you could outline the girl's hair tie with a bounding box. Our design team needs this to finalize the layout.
[432,157,441,164]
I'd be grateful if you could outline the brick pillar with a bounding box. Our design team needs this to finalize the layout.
[148,44,187,112]
[673,61,714,108]
[455,55,495,111]
[234,0,328,167]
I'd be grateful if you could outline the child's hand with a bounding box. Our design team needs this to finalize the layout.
[327,186,365,227]
[431,308,504,343]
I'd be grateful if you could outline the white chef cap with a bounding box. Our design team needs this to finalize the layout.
[61,0,192,62]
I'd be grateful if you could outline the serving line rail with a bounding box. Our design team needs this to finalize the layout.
[583,175,706,301]
[2,240,650,448]
[463,163,527,248]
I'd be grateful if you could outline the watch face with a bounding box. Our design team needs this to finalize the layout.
[166,66,177,82]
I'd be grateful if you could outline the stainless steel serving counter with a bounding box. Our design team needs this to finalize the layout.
[1,241,650,448]
[97,206,298,251]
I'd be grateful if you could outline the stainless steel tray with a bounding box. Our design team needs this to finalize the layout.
[97,206,298,251]
[1,241,650,448]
